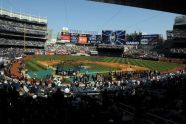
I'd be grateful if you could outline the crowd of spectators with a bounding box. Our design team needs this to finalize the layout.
[0,38,45,47]
[173,29,186,39]
[170,48,186,54]
[0,19,47,31]
[124,46,163,60]
[0,48,45,58]
[97,44,124,49]
[0,48,24,58]
[0,24,46,36]
[45,44,96,55]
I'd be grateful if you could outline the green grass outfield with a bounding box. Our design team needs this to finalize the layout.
[25,55,182,73]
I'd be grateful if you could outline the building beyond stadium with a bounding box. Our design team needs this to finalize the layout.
[0,8,47,52]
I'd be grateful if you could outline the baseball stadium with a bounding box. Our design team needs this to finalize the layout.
[0,0,186,124]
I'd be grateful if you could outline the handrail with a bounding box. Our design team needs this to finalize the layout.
[118,102,135,115]
[145,113,179,124]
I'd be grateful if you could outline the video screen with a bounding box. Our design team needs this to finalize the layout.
[71,33,79,43]
[102,30,125,45]
[78,34,88,44]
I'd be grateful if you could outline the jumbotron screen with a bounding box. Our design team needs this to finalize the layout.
[78,34,88,44]
[102,30,125,45]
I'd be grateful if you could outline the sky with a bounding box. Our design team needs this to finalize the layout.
[1,0,181,39]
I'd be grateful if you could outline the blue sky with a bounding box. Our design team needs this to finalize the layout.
[1,0,181,38]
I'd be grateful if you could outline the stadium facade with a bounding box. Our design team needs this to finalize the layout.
[173,16,186,39]
[0,8,47,52]
[171,15,186,48]
[164,15,186,58]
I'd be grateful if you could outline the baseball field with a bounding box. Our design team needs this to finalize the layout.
[24,55,184,79]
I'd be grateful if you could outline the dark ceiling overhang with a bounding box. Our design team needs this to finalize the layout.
[91,0,186,15]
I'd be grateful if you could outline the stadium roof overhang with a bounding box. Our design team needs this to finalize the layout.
[91,0,186,15]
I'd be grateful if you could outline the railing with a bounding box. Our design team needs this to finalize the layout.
[117,102,180,124]
[118,102,135,115]
[145,113,179,124]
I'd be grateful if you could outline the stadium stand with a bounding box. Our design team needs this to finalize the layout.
[45,43,96,55]
[173,16,186,39]
[163,16,186,60]
[0,8,47,55]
